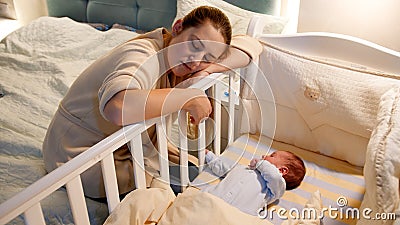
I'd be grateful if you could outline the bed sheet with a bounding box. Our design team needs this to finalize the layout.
[192,134,365,225]
[0,16,139,224]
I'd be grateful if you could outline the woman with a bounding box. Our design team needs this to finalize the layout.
[42,6,262,198]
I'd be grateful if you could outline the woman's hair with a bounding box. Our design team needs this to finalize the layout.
[282,151,306,190]
[182,6,232,45]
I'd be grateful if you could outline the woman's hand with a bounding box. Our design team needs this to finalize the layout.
[182,91,212,125]
[174,70,213,124]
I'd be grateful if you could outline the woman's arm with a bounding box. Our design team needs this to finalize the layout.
[103,87,211,126]
[206,35,263,73]
[206,46,251,73]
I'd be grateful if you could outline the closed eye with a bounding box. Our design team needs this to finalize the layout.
[204,53,217,62]
[191,36,204,51]
[203,54,216,62]
[190,36,218,62]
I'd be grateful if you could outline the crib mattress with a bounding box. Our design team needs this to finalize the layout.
[193,134,365,225]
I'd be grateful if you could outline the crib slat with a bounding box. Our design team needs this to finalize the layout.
[24,203,45,225]
[213,82,222,155]
[198,121,206,172]
[130,136,146,189]
[228,74,235,145]
[66,176,90,225]
[157,118,170,184]
[101,153,120,213]
[166,115,172,138]
[179,111,189,190]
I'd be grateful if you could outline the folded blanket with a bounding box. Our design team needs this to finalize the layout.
[158,187,270,225]
[103,184,272,225]
[103,179,175,225]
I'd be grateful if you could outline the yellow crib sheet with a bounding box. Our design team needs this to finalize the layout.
[193,134,365,225]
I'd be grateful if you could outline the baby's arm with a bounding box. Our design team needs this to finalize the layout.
[255,160,286,204]
[205,151,234,177]
[249,158,259,170]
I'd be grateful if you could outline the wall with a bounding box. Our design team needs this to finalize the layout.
[297,0,400,52]
[14,0,48,25]
[8,0,400,52]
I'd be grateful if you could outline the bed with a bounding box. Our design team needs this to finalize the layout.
[1,0,400,225]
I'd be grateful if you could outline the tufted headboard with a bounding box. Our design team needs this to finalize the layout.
[46,0,178,31]
[46,0,282,32]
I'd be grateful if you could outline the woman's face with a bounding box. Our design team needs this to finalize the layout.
[166,21,227,77]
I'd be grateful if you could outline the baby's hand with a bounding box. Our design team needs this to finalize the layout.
[249,158,259,170]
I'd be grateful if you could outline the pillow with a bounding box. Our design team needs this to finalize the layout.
[359,87,400,223]
[174,0,288,35]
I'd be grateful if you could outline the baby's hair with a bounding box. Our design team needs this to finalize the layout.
[282,151,306,190]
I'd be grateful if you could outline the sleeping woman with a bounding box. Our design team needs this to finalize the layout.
[42,6,262,199]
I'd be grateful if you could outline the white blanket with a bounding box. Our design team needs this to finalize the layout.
[0,16,138,224]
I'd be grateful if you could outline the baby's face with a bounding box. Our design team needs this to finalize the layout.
[261,151,290,168]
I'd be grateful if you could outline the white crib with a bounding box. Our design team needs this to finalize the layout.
[1,16,400,225]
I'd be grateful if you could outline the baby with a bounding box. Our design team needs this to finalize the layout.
[202,149,306,216]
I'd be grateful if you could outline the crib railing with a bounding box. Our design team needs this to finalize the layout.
[0,72,237,225]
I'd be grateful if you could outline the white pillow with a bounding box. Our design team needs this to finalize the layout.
[174,0,288,35]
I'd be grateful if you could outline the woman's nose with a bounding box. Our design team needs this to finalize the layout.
[187,54,203,68]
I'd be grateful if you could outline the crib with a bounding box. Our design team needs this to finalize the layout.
[1,1,400,225]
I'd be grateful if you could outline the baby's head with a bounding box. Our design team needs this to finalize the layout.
[262,151,306,190]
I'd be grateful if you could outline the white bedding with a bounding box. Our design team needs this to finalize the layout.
[0,16,139,224]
